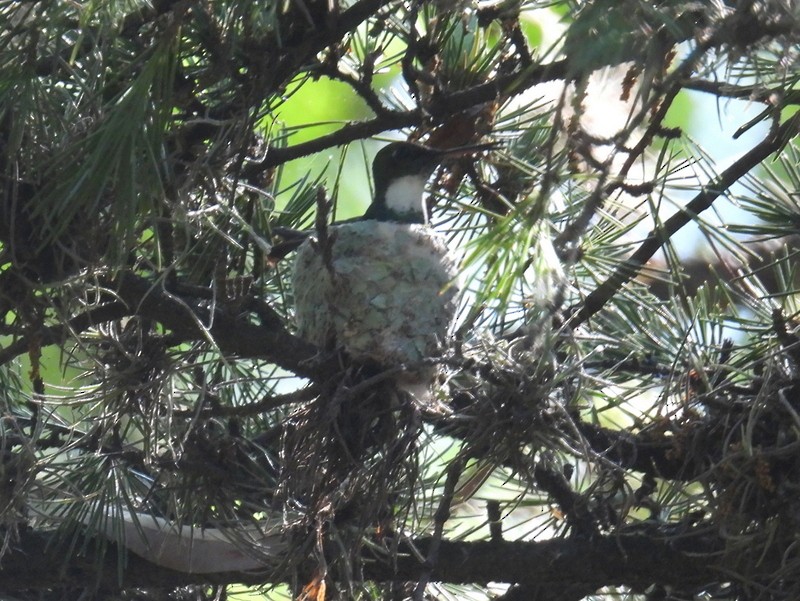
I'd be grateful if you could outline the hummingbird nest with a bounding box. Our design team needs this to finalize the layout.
[293,221,460,377]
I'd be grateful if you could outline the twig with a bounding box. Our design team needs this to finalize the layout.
[0,302,129,367]
[314,186,334,272]
[317,61,391,117]
[487,500,503,542]
[534,461,597,538]
[173,386,320,418]
[0,272,326,379]
[683,79,800,106]
[413,454,467,601]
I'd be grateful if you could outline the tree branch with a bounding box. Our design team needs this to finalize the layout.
[0,527,727,593]
[0,273,327,380]
[111,272,323,378]
[0,301,130,367]
[684,79,800,106]
[243,59,570,174]
[569,114,800,329]
[576,420,710,482]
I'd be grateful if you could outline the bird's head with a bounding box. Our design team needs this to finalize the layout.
[365,141,492,224]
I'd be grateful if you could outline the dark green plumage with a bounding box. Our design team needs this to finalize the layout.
[363,142,451,224]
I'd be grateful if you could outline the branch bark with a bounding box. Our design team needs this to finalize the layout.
[0,528,728,593]
[0,272,326,379]
[112,273,323,378]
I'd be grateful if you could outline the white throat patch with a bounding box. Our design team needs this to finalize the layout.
[383,175,428,222]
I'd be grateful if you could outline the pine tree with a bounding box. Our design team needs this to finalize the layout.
[1,0,799,599]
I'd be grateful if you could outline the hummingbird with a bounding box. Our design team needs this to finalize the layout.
[290,140,492,386]
[362,141,489,224]
[269,140,493,257]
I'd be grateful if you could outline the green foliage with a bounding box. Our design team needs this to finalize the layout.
[1,0,800,599]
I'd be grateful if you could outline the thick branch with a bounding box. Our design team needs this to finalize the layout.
[0,528,727,592]
[0,273,324,379]
[112,273,322,378]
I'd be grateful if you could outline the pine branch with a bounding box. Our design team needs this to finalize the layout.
[111,273,323,378]
[0,527,727,592]
[0,273,324,378]
[684,79,800,105]
[243,59,570,175]
[569,114,800,329]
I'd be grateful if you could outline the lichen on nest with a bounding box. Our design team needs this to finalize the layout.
[293,221,460,372]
